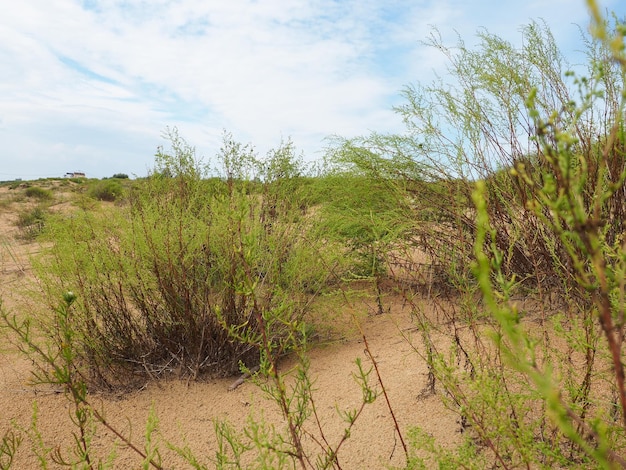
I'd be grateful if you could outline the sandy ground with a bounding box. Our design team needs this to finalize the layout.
[0,187,461,469]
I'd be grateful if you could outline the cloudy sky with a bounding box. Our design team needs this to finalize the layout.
[1,0,624,179]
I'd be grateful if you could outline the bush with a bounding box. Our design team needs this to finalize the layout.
[332,11,626,468]
[112,173,129,179]
[24,186,52,201]
[15,206,47,240]
[88,179,123,201]
[35,130,337,386]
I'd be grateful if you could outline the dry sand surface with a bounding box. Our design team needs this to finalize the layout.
[0,187,461,469]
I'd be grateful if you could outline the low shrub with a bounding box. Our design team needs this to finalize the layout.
[24,186,52,201]
[88,179,123,201]
[15,206,47,240]
[35,130,340,387]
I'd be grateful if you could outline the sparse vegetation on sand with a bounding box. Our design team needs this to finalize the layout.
[0,3,625,468]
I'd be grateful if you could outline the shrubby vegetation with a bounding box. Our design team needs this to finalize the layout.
[15,206,47,241]
[31,129,340,387]
[334,10,626,469]
[87,179,124,201]
[0,2,625,468]
[23,187,52,201]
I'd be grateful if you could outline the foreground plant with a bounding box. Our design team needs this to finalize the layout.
[202,224,395,469]
[1,294,163,469]
[330,2,626,468]
[0,428,21,470]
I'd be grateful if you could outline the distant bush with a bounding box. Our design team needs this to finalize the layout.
[88,180,123,201]
[112,173,129,179]
[16,206,47,240]
[24,186,52,201]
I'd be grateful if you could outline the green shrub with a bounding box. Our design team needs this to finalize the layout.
[24,186,52,201]
[35,130,338,386]
[333,9,626,468]
[15,206,47,240]
[88,179,123,201]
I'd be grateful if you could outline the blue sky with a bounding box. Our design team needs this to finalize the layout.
[1,0,624,180]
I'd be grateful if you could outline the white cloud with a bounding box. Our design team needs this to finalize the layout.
[0,0,624,178]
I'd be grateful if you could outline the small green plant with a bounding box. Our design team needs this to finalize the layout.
[208,355,382,469]
[402,426,486,469]
[0,294,164,469]
[0,429,21,470]
[0,197,12,212]
[206,263,406,469]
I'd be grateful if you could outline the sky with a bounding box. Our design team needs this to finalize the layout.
[1,0,624,180]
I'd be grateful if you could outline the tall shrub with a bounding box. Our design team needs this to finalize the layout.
[332,10,626,468]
